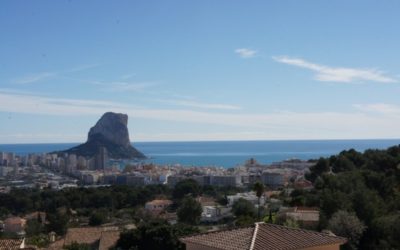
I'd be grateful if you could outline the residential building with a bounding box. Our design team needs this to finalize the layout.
[210,175,241,187]
[227,192,265,207]
[180,222,347,250]
[24,212,46,225]
[167,175,187,186]
[280,207,320,229]
[4,217,26,234]
[261,172,284,188]
[145,199,173,215]
[95,147,108,170]
[201,206,220,222]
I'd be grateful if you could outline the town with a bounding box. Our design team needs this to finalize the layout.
[1,149,338,249]
[0,150,314,190]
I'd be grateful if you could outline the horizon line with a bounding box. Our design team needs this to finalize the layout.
[1,137,400,146]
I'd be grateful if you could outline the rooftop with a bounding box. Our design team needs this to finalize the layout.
[0,239,24,250]
[180,223,347,250]
[48,227,120,250]
[145,199,173,205]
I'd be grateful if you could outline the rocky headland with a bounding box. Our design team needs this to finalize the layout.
[61,112,146,159]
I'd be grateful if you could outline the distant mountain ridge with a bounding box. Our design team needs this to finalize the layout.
[60,112,146,159]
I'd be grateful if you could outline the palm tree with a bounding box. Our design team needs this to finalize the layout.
[253,182,264,220]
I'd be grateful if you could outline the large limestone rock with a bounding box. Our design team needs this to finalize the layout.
[88,112,131,147]
[63,112,145,159]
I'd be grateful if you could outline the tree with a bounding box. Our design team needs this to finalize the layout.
[115,219,199,250]
[172,179,201,200]
[253,182,264,219]
[235,215,255,226]
[328,210,366,250]
[89,211,106,226]
[306,158,330,182]
[177,196,202,225]
[283,218,299,228]
[25,219,44,236]
[232,198,255,218]
[47,212,69,236]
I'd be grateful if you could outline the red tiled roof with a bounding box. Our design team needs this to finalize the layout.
[98,230,120,250]
[181,226,255,250]
[181,223,347,250]
[4,217,25,225]
[146,199,173,206]
[47,226,120,249]
[252,223,346,250]
[0,239,23,250]
[64,227,103,245]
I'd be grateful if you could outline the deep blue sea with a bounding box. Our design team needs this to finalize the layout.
[0,139,399,168]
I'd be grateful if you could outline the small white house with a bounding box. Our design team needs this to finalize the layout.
[227,192,265,207]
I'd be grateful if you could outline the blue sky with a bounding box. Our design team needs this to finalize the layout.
[1,0,400,143]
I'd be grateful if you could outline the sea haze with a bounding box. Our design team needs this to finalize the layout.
[0,139,399,168]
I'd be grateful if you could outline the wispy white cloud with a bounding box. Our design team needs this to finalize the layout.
[13,64,100,84]
[158,99,242,111]
[103,82,157,92]
[1,91,400,142]
[14,72,57,84]
[273,56,397,83]
[353,103,400,115]
[235,48,258,58]
[120,73,137,80]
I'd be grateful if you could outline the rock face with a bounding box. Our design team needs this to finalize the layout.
[63,112,146,159]
[88,112,131,147]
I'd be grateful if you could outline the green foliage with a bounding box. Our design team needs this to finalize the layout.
[25,219,44,236]
[47,212,69,236]
[26,234,50,248]
[328,210,366,250]
[294,145,400,249]
[253,182,264,219]
[177,196,202,225]
[116,219,199,250]
[371,213,400,249]
[253,182,264,198]
[283,218,299,228]
[89,211,107,226]
[235,215,255,227]
[172,179,201,200]
[232,198,256,218]
[0,185,171,216]
[306,158,330,182]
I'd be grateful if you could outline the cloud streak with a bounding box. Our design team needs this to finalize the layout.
[1,91,400,142]
[273,56,397,83]
[235,48,257,58]
[14,72,57,84]
[13,64,100,84]
[353,103,400,115]
[158,99,241,110]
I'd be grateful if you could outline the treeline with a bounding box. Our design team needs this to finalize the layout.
[0,185,170,215]
[292,145,400,249]
[0,183,243,217]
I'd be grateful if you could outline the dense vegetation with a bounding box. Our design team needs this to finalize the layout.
[115,219,199,250]
[292,145,400,249]
[0,180,244,240]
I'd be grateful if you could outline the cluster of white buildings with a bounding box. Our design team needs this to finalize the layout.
[1,148,315,192]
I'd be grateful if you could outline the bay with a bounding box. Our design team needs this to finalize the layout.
[0,139,399,168]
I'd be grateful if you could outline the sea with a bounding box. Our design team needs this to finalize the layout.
[0,139,399,168]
